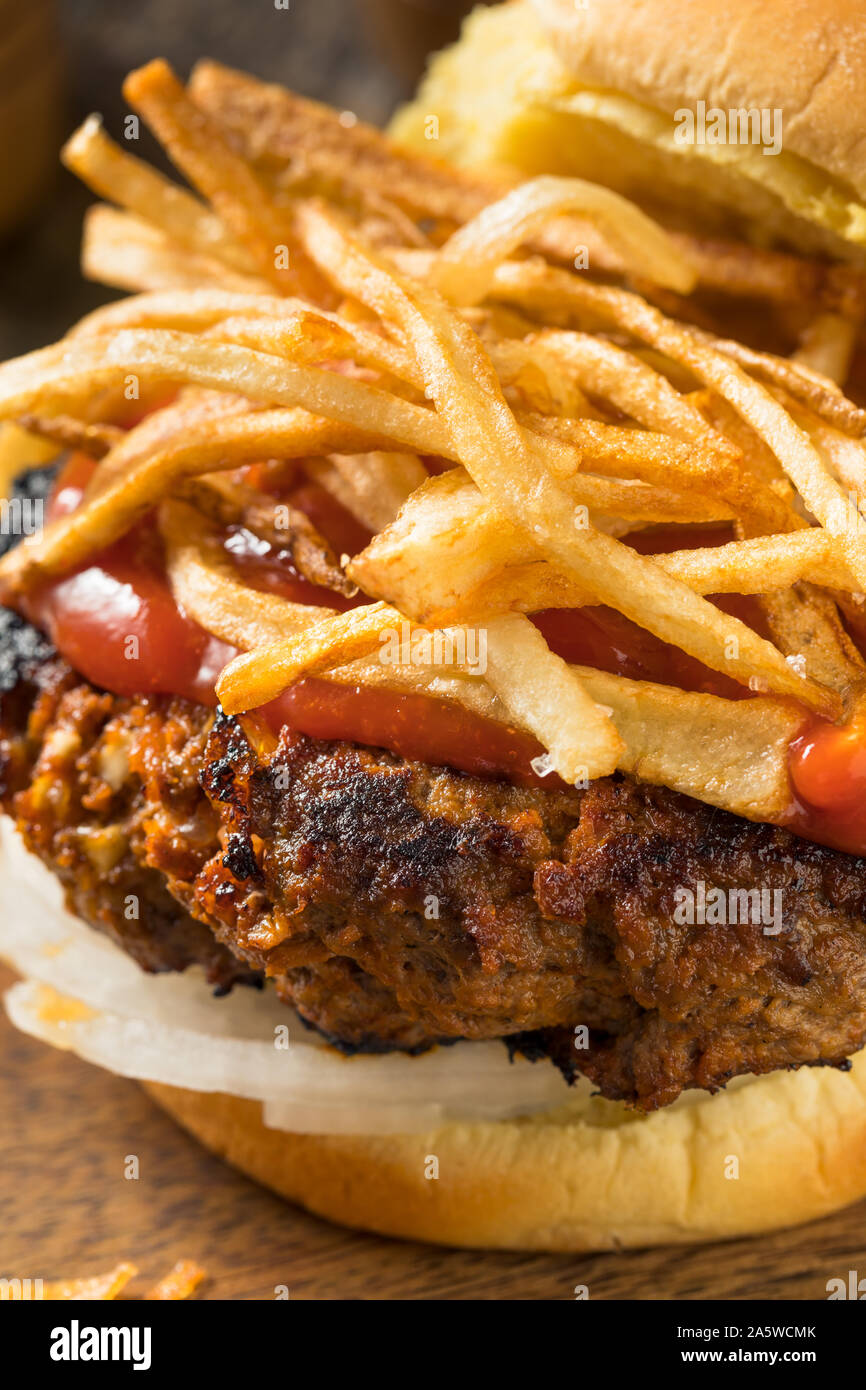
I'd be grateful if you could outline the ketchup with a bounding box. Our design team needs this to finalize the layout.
[264,679,556,789]
[787,716,866,855]
[18,458,365,704]
[21,455,235,706]
[532,526,769,699]
[533,606,748,698]
[15,470,866,852]
[223,527,357,613]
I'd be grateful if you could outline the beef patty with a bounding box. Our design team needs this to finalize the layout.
[2,613,866,1110]
[0,631,256,991]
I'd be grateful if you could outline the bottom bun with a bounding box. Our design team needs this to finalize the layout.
[144,1054,866,1251]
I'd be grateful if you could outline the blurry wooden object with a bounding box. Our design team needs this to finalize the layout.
[0,0,64,240]
[359,0,494,84]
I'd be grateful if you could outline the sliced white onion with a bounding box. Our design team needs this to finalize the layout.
[0,819,313,1042]
[0,820,575,1132]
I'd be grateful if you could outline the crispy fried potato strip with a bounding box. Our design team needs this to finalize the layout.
[63,114,255,275]
[794,313,859,386]
[14,413,123,459]
[7,58,866,822]
[161,500,332,648]
[0,1258,205,1301]
[71,289,421,388]
[348,469,562,622]
[576,669,804,821]
[307,451,427,533]
[432,175,695,304]
[0,400,384,593]
[297,204,836,716]
[82,205,271,295]
[192,60,866,316]
[482,612,624,780]
[216,601,406,713]
[351,474,857,620]
[758,582,866,703]
[123,60,320,298]
[653,530,857,596]
[487,259,866,586]
[18,1263,138,1301]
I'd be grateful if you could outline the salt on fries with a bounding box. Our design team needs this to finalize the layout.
[2,59,866,822]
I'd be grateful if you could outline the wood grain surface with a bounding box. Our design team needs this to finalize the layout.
[1,963,864,1301]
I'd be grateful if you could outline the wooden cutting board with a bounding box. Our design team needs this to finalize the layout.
[0,962,863,1300]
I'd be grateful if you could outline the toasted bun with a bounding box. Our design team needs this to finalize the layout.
[391,0,866,261]
[144,1052,866,1250]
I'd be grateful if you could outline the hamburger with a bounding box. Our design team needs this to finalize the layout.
[3,4,866,1255]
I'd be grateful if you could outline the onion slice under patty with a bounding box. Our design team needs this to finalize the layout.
[0,820,576,1133]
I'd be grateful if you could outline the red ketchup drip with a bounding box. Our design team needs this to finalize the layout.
[225,476,371,612]
[223,527,357,613]
[533,525,768,699]
[263,680,555,789]
[20,455,235,706]
[787,717,866,856]
[14,481,866,851]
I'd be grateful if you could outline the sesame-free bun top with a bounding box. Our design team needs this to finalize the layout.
[533,0,866,200]
[392,0,866,261]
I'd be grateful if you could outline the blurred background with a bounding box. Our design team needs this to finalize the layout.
[0,0,490,358]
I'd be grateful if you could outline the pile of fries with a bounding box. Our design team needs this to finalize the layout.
[4,58,866,822]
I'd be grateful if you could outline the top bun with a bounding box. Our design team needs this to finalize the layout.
[533,0,866,200]
[392,0,866,262]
